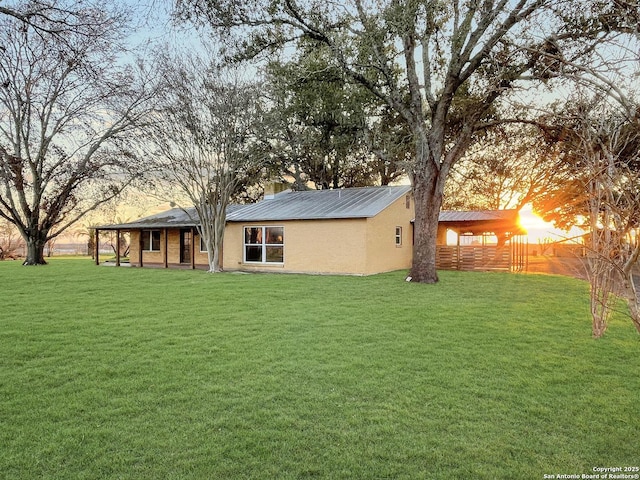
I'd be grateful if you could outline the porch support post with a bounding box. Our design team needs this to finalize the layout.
[139,230,144,267]
[456,231,461,270]
[95,229,100,266]
[191,227,196,269]
[164,228,169,268]
[115,229,121,267]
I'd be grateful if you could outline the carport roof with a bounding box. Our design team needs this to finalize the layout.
[437,209,525,235]
[438,209,520,223]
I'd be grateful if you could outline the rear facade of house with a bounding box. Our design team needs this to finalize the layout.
[221,186,414,275]
[109,185,414,275]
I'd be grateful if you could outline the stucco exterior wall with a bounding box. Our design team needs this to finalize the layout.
[166,229,181,263]
[223,193,414,275]
[223,218,369,274]
[364,193,414,274]
[129,230,140,264]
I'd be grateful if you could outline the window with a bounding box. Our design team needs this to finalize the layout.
[244,226,284,263]
[395,226,402,246]
[142,230,161,251]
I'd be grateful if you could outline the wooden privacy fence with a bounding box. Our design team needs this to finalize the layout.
[436,244,525,272]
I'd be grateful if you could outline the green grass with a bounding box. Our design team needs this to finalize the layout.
[1,258,638,479]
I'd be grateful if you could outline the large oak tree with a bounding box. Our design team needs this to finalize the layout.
[175,0,635,283]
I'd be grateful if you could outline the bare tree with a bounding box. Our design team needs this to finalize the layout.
[148,52,264,272]
[175,0,636,283]
[548,96,640,337]
[584,117,640,337]
[0,0,116,39]
[0,4,159,265]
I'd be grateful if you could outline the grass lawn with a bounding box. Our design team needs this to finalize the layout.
[1,258,639,479]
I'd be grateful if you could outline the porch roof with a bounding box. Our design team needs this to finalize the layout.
[95,204,247,230]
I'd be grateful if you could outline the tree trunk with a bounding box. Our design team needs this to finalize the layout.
[409,172,443,284]
[23,237,47,265]
[626,294,640,335]
[208,247,222,273]
[204,231,223,273]
[406,120,449,284]
[205,207,226,273]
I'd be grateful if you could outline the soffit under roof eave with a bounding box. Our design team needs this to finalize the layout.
[94,222,199,230]
[226,214,376,222]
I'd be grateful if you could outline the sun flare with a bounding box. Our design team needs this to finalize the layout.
[518,204,551,231]
[518,204,572,244]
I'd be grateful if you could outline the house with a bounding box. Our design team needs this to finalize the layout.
[94,185,526,274]
[95,185,414,275]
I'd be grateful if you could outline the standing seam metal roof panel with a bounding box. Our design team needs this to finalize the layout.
[226,185,413,222]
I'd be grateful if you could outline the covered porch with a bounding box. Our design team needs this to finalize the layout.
[93,207,214,270]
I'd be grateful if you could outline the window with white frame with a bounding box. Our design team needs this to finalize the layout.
[244,226,284,263]
[142,230,161,251]
[395,226,402,246]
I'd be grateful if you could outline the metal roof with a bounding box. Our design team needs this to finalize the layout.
[437,209,525,236]
[96,187,522,231]
[95,204,247,230]
[226,185,413,222]
[438,209,519,223]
